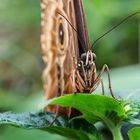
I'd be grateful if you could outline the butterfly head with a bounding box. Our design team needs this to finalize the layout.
[78,50,96,72]
[82,50,96,65]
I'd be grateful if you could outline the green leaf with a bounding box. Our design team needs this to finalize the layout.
[122,101,140,125]
[49,94,126,125]
[43,126,97,140]
[128,127,140,140]
[49,94,126,140]
[0,112,99,140]
[128,119,140,125]
[0,112,67,128]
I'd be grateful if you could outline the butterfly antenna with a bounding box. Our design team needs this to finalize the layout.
[91,12,140,48]
[57,12,87,50]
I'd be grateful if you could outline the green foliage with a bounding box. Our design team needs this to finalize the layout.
[49,94,140,140]
[43,127,97,140]
[83,0,140,68]
[49,94,126,125]
[128,127,140,140]
[0,0,40,26]
[0,126,65,140]
[0,112,67,128]
[1,94,140,140]
[0,112,99,140]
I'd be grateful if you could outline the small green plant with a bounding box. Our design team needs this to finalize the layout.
[0,94,140,140]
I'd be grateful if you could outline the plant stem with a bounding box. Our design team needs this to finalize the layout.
[111,125,123,140]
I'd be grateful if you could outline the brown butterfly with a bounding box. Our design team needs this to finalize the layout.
[40,0,116,118]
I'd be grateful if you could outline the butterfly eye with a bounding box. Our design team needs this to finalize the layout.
[59,23,64,45]
[80,53,86,61]
[92,53,96,61]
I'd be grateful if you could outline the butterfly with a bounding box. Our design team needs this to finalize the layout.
[40,0,115,117]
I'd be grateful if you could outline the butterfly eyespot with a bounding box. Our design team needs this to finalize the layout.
[59,22,64,45]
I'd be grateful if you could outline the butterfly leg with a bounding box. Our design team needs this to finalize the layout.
[90,64,115,98]
[90,77,103,93]
[101,79,105,95]
[49,107,59,126]
[75,70,86,92]
[50,63,65,125]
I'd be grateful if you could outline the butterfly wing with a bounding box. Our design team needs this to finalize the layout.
[41,0,90,115]
[74,0,90,55]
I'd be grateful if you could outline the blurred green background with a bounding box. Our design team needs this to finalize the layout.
[0,0,140,140]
